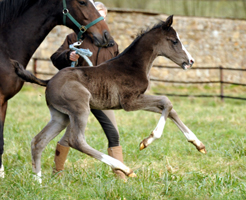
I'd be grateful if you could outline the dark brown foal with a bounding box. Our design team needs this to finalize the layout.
[15,15,206,181]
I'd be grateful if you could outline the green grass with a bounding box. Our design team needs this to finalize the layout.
[1,84,246,199]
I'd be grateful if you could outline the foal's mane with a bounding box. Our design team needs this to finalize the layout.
[136,21,163,38]
[0,0,45,27]
[112,20,164,60]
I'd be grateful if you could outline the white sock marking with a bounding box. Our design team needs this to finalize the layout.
[146,110,166,146]
[153,110,166,139]
[172,119,202,146]
[33,171,42,184]
[0,164,4,178]
[101,154,130,174]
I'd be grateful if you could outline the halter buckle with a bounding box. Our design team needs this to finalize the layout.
[80,26,87,33]
[62,8,69,15]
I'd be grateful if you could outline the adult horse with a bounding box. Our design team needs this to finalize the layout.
[0,0,114,177]
[15,15,206,180]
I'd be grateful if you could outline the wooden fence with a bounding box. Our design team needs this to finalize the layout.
[32,58,246,101]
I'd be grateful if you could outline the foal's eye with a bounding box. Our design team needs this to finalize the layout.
[78,1,86,6]
[172,40,178,45]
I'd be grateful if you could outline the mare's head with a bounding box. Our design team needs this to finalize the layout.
[61,0,114,47]
[156,15,194,69]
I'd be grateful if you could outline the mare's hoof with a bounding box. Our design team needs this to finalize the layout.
[128,172,137,178]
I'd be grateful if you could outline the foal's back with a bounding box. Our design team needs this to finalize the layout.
[46,65,122,110]
[46,56,149,111]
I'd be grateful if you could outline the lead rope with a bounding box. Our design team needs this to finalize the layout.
[95,47,101,65]
[69,41,93,67]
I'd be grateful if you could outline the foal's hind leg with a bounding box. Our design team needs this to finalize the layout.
[63,96,136,177]
[31,106,69,177]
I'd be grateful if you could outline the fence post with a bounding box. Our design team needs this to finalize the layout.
[33,58,37,77]
[220,66,224,101]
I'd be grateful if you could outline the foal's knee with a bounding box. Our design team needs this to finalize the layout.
[31,135,45,152]
[160,96,173,112]
[69,139,87,153]
[31,137,38,151]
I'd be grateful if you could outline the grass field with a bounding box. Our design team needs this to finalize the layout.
[0,84,246,199]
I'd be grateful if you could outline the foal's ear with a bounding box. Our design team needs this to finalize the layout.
[162,15,173,29]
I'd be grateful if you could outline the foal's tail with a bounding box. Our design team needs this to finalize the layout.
[12,60,49,87]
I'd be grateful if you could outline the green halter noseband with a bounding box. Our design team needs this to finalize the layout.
[62,0,104,41]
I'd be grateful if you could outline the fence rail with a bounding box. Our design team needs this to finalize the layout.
[32,58,246,101]
[151,65,246,101]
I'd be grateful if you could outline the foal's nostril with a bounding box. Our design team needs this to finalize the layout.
[190,60,194,64]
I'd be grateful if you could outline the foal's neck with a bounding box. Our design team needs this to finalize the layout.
[120,29,159,75]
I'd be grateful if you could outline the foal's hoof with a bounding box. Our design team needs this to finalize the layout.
[139,142,146,150]
[197,143,207,154]
[139,133,154,150]
[128,172,137,178]
[189,141,207,154]
[199,148,207,154]
[139,139,149,150]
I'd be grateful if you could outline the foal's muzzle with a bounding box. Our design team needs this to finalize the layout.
[182,59,194,70]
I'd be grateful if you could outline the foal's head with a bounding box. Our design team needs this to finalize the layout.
[156,15,194,69]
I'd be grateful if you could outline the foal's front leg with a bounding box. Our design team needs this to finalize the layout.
[168,109,206,153]
[123,94,206,153]
[139,109,169,150]
[139,107,206,153]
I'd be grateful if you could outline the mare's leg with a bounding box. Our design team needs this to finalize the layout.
[121,94,206,153]
[0,98,7,178]
[31,106,69,177]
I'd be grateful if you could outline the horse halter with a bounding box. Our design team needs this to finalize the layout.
[62,0,104,41]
